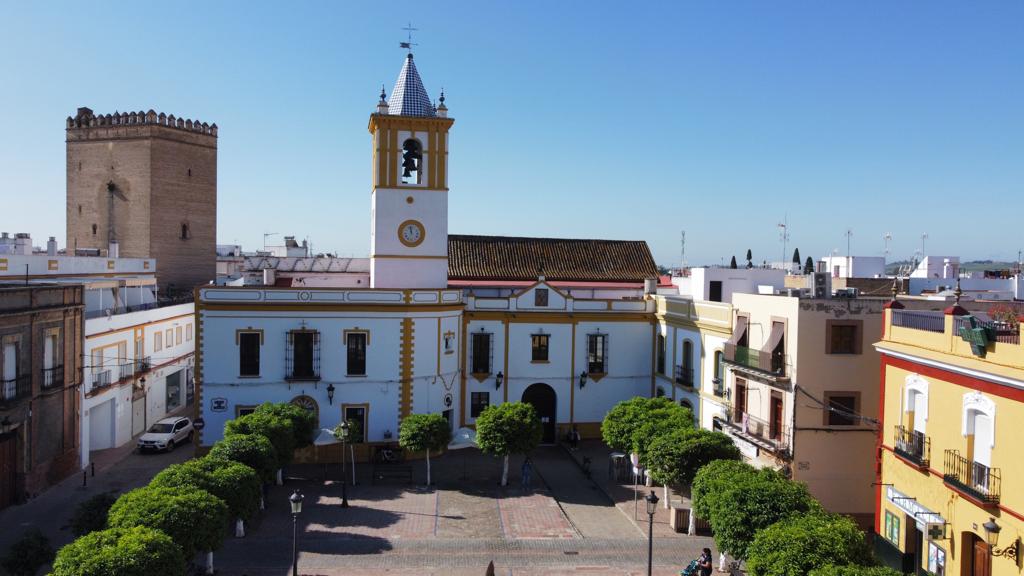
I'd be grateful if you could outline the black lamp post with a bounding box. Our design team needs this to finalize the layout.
[495,371,503,391]
[984,517,1021,563]
[289,490,303,576]
[326,383,335,405]
[579,371,588,389]
[645,489,659,576]
[338,420,350,508]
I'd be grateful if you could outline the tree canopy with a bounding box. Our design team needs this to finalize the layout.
[224,411,296,469]
[646,428,741,488]
[747,512,873,576]
[108,486,228,560]
[792,248,801,265]
[50,526,186,576]
[399,413,452,454]
[208,433,277,482]
[151,456,262,522]
[69,492,118,537]
[804,256,814,275]
[1,528,54,576]
[601,397,694,462]
[809,566,903,576]
[254,402,317,449]
[475,402,542,457]
[730,256,738,269]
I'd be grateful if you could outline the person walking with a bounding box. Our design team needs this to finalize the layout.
[698,547,713,576]
[570,425,581,451]
[521,457,533,491]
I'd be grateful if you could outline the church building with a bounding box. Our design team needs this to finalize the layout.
[195,51,662,451]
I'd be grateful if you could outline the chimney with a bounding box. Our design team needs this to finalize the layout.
[644,277,657,295]
[14,233,32,255]
[108,241,119,259]
[47,237,57,256]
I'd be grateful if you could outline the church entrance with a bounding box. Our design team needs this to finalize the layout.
[522,383,556,444]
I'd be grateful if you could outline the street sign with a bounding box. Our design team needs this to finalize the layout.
[193,418,206,431]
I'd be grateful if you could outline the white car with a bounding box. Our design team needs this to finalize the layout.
[137,417,193,452]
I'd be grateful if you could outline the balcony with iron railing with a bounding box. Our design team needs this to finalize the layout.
[1,374,31,406]
[724,411,791,456]
[954,315,1020,345]
[41,365,64,390]
[91,369,112,391]
[134,357,151,376]
[674,365,694,387]
[943,449,1000,505]
[724,343,789,384]
[890,310,946,333]
[893,425,930,468]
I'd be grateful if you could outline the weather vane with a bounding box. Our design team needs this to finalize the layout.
[400,22,418,52]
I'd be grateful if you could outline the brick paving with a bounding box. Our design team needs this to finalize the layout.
[498,489,578,539]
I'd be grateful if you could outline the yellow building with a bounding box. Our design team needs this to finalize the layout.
[876,296,1023,576]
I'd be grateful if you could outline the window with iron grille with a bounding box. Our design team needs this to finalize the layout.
[471,392,490,418]
[239,332,261,376]
[826,320,861,354]
[531,334,549,362]
[656,334,666,375]
[472,332,493,374]
[347,332,367,376]
[286,331,320,380]
[587,334,607,374]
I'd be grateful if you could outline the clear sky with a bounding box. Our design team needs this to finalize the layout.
[2,1,1021,267]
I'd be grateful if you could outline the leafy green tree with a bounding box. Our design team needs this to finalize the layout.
[475,402,542,486]
[747,512,873,576]
[208,433,277,483]
[399,413,453,486]
[647,428,740,489]
[730,256,738,269]
[254,402,317,449]
[792,248,801,267]
[69,492,118,536]
[50,526,186,576]
[108,486,228,566]
[804,256,814,275]
[693,461,817,560]
[151,456,262,534]
[224,411,295,474]
[809,566,902,576]
[1,528,54,576]
[601,397,694,464]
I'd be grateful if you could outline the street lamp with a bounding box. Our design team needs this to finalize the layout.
[579,371,588,389]
[645,489,659,576]
[983,517,1021,563]
[326,383,335,405]
[338,420,350,508]
[495,371,503,391]
[289,490,303,576]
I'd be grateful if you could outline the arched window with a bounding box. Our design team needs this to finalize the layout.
[656,334,666,375]
[401,138,423,184]
[904,374,928,433]
[712,350,725,397]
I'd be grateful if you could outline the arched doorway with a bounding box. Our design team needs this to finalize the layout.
[522,383,556,444]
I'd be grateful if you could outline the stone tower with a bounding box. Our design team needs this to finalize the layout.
[368,53,454,289]
[66,107,217,295]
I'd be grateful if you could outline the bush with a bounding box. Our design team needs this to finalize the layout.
[809,566,902,576]
[646,428,741,488]
[108,486,228,561]
[254,402,317,449]
[151,456,262,522]
[1,528,54,576]
[50,526,185,576]
[69,492,118,536]
[747,512,873,576]
[224,411,295,469]
[691,459,756,520]
[476,402,542,486]
[208,433,277,482]
[399,413,453,486]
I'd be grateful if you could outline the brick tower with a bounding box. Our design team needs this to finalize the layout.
[66,107,217,295]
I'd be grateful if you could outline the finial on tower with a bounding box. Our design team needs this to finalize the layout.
[376,85,390,114]
[954,277,962,306]
[400,22,418,54]
[436,87,448,117]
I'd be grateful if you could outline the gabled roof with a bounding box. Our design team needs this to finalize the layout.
[387,54,435,118]
[447,235,659,283]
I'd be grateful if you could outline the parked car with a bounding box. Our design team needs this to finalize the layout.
[137,417,193,452]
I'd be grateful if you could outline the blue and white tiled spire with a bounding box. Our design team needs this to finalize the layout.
[387,53,436,118]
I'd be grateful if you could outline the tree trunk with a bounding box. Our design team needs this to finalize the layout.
[688,507,696,535]
[259,495,265,510]
[501,455,509,486]
[426,448,432,486]
[205,551,214,574]
[663,483,670,508]
[235,518,245,538]
[276,468,283,486]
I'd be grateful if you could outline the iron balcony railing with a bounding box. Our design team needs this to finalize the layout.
[891,310,945,333]
[674,365,694,387]
[728,411,790,454]
[41,365,64,389]
[954,316,1020,345]
[134,357,151,375]
[893,425,930,467]
[943,449,1000,504]
[724,344,788,378]
[92,370,112,391]
[285,331,321,381]
[0,374,31,405]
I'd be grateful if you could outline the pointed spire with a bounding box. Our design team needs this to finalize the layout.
[387,53,435,117]
[376,84,389,114]
[436,87,448,118]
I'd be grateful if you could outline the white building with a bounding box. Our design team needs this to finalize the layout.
[818,255,886,279]
[909,256,960,279]
[668,267,786,303]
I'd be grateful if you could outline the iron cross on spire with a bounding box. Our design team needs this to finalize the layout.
[400,22,418,52]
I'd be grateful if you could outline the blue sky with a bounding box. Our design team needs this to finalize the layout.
[2,1,1021,266]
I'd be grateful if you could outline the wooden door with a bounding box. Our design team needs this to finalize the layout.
[734,381,747,422]
[0,434,16,510]
[132,397,146,437]
[973,539,990,576]
[770,396,784,440]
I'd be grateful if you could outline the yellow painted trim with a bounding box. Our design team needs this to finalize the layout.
[202,303,464,313]
[465,311,652,323]
[48,260,58,270]
[396,219,426,248]
[670,325,677,401]
[399,318,414,418]
[0,258,6,271]
[342,328,371,346]
[106,260,115,270]
[234,328,265,345]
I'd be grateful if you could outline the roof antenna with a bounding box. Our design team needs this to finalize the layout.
[400,22,418,54]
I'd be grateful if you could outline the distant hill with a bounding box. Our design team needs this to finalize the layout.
[885,260,1018,275]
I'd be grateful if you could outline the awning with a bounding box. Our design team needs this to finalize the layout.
[764,321,785,353]
[726,315,748,346]
[313,428,340,446]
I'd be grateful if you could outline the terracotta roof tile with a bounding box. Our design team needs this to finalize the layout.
[447,234,658,283]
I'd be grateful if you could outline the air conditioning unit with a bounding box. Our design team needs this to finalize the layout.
[926,522,946,541]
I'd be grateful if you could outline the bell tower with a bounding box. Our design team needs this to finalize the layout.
[369,52,454,289]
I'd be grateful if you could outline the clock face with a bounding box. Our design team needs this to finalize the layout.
[398,219,425,247]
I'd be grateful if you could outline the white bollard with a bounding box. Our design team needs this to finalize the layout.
[206,551,214,574]
[235,518,245,538]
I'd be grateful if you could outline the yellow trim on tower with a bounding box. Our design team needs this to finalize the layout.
[399,318,415,418]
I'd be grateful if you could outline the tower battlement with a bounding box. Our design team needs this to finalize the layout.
[67,107,217,137]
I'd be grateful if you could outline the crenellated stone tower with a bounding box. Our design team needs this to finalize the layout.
[66,107,217,295]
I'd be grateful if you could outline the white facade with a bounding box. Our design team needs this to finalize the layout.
[670,267,786,303]
[909,256,960,279]
[818,255,886,279]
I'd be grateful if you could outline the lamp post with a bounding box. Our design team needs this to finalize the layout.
[983,517,1021,564]
[289,490,303,576]
[645,489,659,576]
[338,420,350,508]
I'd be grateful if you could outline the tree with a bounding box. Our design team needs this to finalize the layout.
[747,512,873,576]
[804,256,814,275]
[792,248,801,267]
[692,462,817,560]
[399,413,452,486]
[730,256,738,269]
[69,491,118,536]
[746,249,753,268]
[151,457,262,536]
[647,428,740,489]
[475,402,542,486]
[50,526,186,576]
[1,528,54,576]
[108,486,228,570]
[224,411,296,480]
[254,402,317,449]
[208,433,277,483]
[809,566,902,576]
[601,397,693,464]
